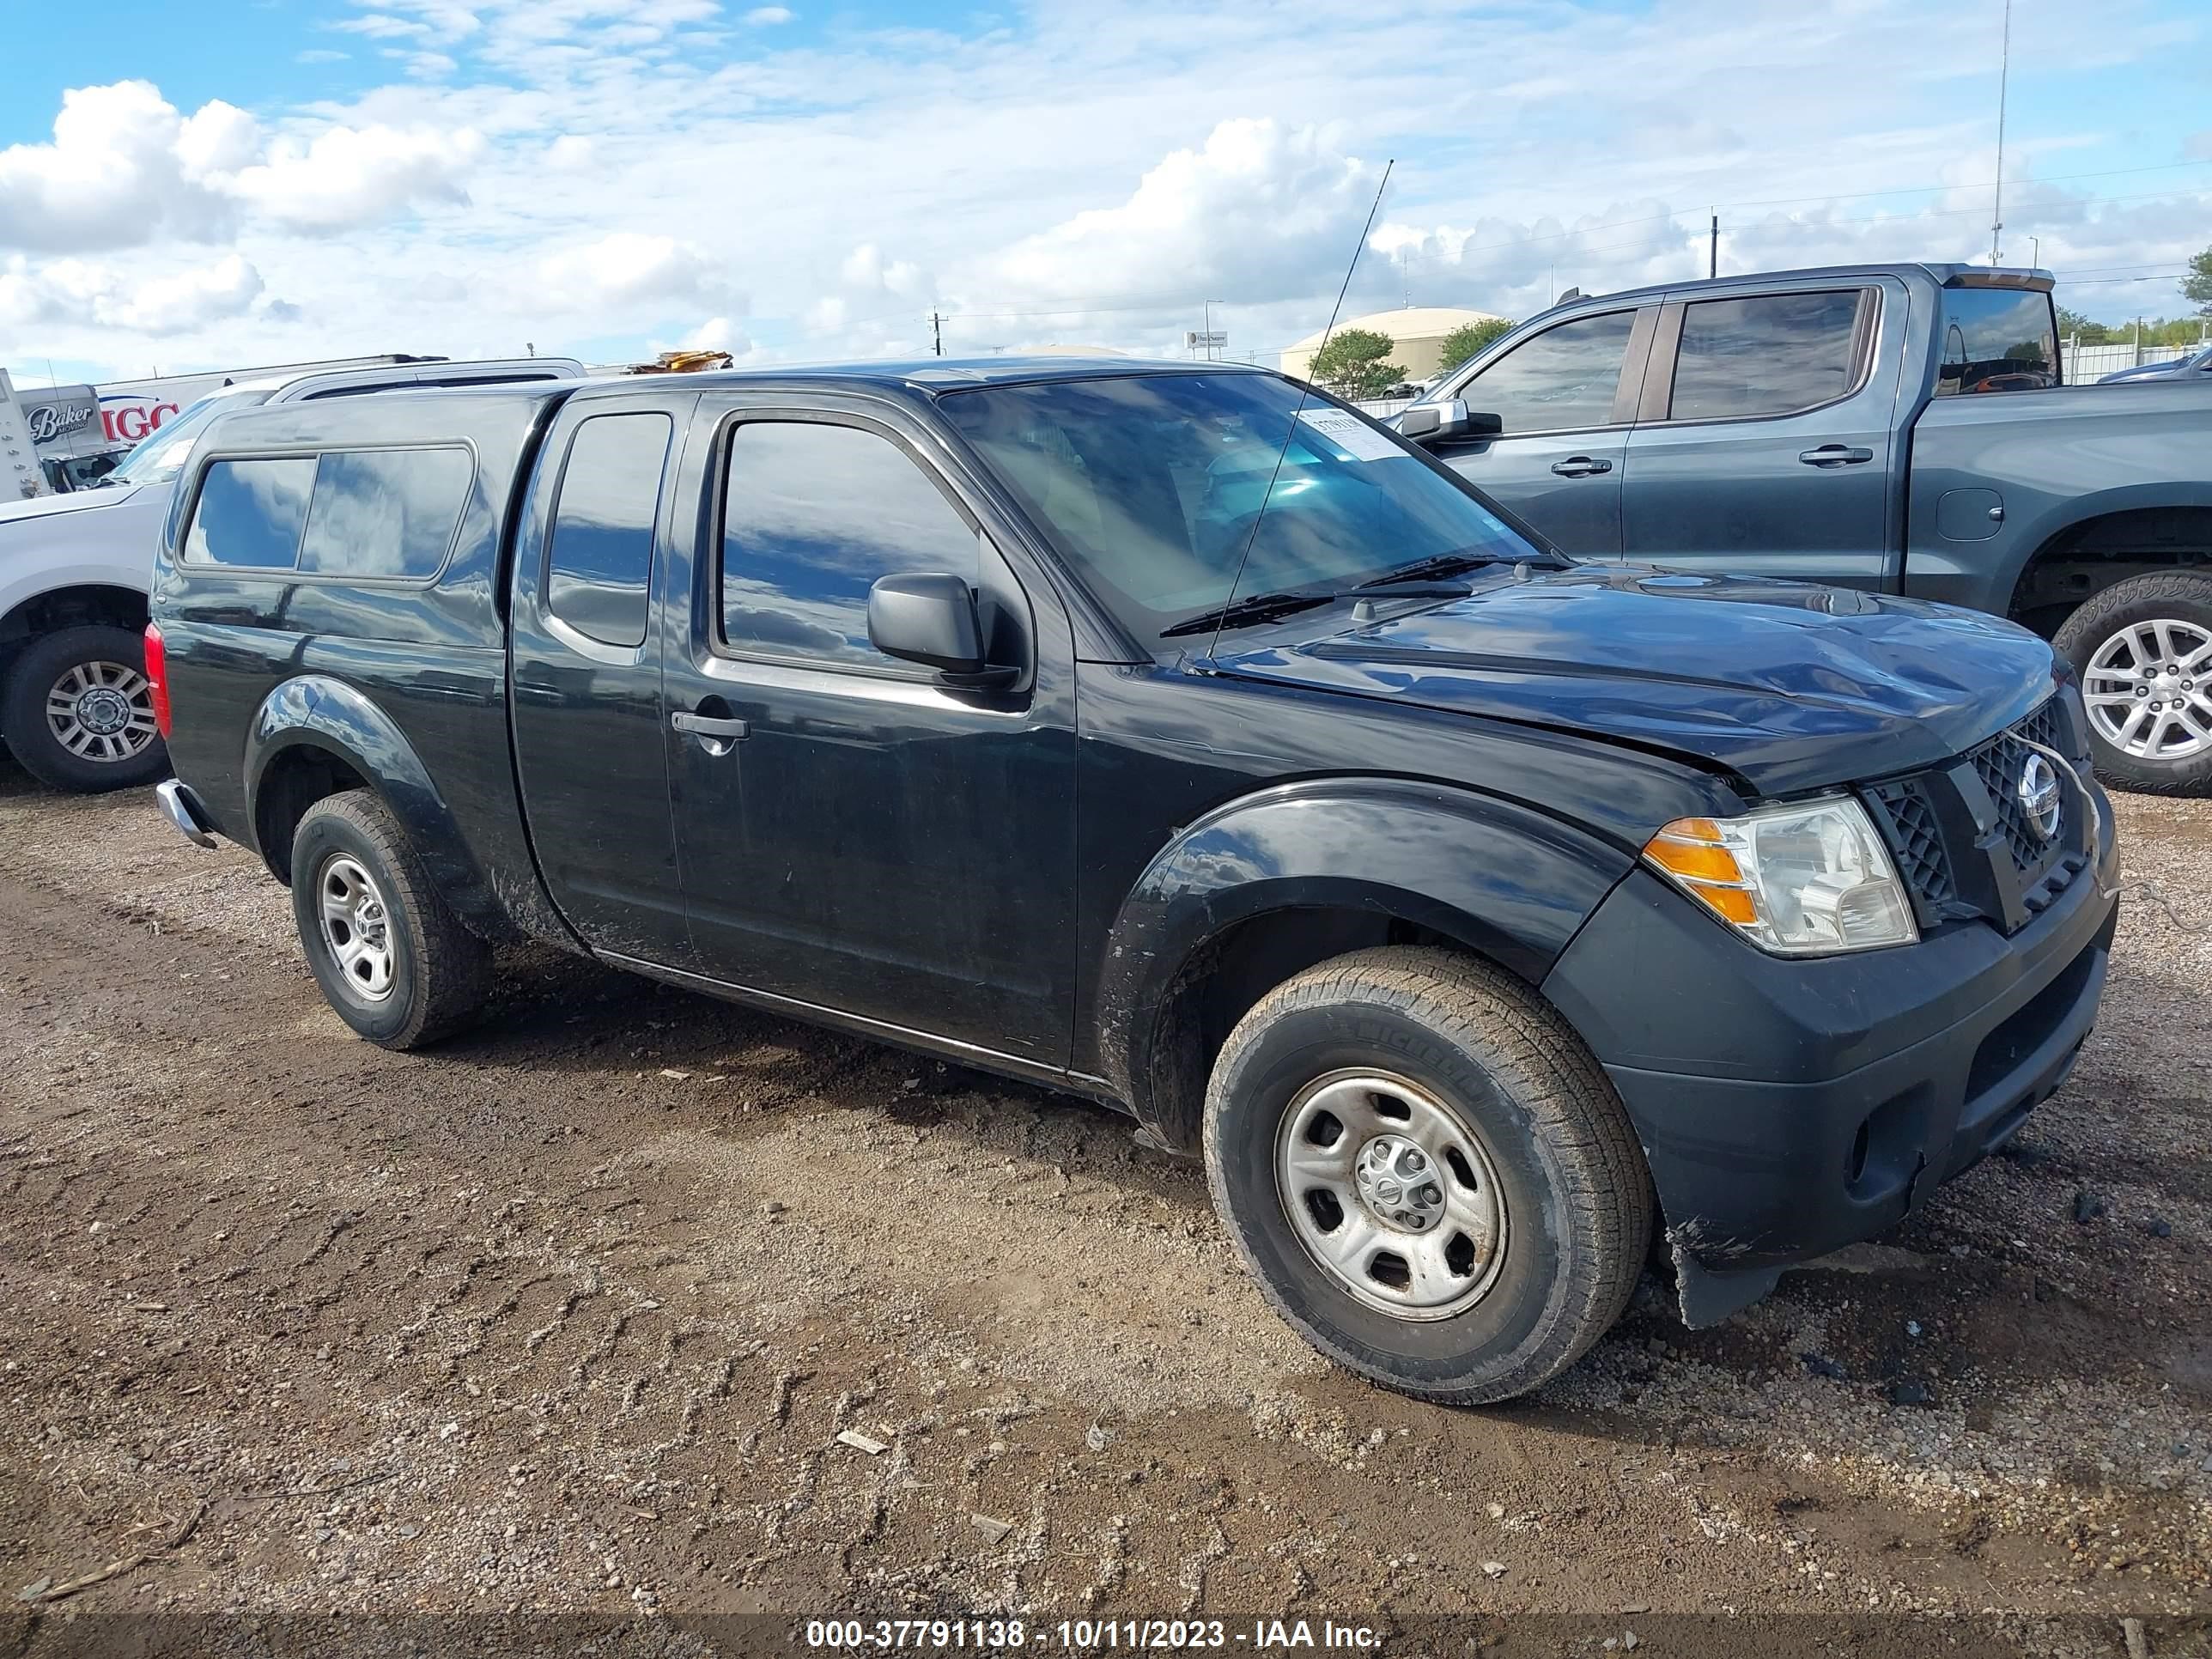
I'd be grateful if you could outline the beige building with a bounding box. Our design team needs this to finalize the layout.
[1280,305,1510,387]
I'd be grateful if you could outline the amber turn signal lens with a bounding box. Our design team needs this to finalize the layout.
[1644,819,1759,926]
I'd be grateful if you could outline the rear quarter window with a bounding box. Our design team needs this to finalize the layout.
[1936,287,2058,395]
[185,458,317,568]
[298,448,474,579]
[185,447,473,578]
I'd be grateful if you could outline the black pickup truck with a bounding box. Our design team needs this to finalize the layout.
[147,362,2119,1402]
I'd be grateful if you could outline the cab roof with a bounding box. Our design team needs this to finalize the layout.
[1534,262,2057,315]
[561,355,1264,399]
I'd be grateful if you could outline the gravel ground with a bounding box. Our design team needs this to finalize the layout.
[0,754,2207,1658]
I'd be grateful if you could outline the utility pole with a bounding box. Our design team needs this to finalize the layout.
[931,313,943,357]
[1990,0,2011,265]
[1709,210,1718,279]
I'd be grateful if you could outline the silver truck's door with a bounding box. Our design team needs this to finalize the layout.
[1424,306,1654,559]
[1620,276,1911,589]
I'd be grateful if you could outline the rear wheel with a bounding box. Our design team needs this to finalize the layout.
[0,624,168,793]
[2055,572,2212,796]
[1202,945,1653,1405]
[289,790,491,1048]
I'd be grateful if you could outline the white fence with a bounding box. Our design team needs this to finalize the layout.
[2065,340,2197,381]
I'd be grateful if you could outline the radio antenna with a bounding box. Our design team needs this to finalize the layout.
[1206,156,1394,665]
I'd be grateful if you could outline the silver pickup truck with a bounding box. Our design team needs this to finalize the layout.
[1396,265,2212,793]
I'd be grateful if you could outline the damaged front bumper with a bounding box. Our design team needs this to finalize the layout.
[1542,808,2121,1328]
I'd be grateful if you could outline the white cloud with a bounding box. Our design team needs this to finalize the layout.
[6,0,2208,376]
[986,118,1387,308]
[227,123,483,232]
[744,5,795,22]
[538,231,739,312]
[682,316,752,353]
[0,81,483,253]
[0,81,240,251]
[333,13,434,38]
[0,252,270,335]
[296,49,352,64]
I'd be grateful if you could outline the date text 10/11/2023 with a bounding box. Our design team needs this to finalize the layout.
[804,1619,1383,1650]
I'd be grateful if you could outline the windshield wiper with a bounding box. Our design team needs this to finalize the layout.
[1160,589,1335,640]
[1357,548,1560,588]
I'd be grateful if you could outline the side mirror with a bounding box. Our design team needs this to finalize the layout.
[867,571,999,680]
[1397,399,1502,447]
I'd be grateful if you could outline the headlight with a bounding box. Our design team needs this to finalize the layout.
[1643,797,1917,957]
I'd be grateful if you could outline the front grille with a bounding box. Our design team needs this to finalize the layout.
[1968,699,2067,878]
[1870,695,2088,933]
[1869,780,1954,908]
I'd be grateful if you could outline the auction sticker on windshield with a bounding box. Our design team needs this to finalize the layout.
[1295,407,1404,462]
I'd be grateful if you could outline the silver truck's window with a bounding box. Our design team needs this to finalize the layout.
[545,413,673,649]
[1457,310,1637,434]
[185,458,317,568]
[1936,287,2059,395]
[298,448,473,579]
[719,421,978,671]
[1666,290,1863,421]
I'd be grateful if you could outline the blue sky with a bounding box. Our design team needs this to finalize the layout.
[4,0,2209,386]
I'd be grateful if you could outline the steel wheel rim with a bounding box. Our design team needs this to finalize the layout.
[2083,618,2212,761]
[44,660,158,763]
[316,853,397,1004]
[1273,1068,1508,1322]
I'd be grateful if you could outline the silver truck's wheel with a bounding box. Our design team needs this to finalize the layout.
[1,624,170,793]
[2081,617,2212,763]
[2055,572,2212,796]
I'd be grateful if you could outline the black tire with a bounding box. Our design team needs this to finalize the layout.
[1203,945,1653,1405]
[289,789,492,1049]
[0,624,168,793]
[2052,572,2212,797]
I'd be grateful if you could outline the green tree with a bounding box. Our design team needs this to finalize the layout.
[2185,245,2212,318]
[2056,306,2113,345]
[1307,327,1402,399]
[1436,316,1514,372]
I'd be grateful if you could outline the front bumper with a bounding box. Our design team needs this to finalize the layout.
[1541,796,2119,1324]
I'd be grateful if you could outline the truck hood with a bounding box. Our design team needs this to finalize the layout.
[1215,566,2060,797]
[0,483,148,526]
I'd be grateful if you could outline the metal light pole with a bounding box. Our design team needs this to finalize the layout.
[1990,0,2011,265]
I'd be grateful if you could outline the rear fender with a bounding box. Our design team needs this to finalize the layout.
[245,675,498,926]
[1093,778,1634,1129]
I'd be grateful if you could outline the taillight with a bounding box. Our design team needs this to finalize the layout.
[144,622,173,739]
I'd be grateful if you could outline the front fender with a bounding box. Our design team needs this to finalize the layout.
[246,675,496,923]
[1092,777,1634,1114]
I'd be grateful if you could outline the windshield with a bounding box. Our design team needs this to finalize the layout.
[937,371,1540,643]
[105,391,258,486]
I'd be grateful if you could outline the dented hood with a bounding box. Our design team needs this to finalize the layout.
[1215,566,2061,796]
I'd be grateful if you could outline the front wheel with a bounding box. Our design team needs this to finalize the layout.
[0,624,168,793]
[289,790,492,1048]
[2054,572,2212,796]
[1203,946,1653,1405]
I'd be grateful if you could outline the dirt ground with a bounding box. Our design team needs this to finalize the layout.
[1,751,2207,1659]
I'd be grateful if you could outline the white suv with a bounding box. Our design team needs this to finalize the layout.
[0,356,582,792]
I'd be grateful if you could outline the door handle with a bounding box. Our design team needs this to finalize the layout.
[1798,445,1875,467]
[671,709,748,755]
[1549,456,1613,477]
